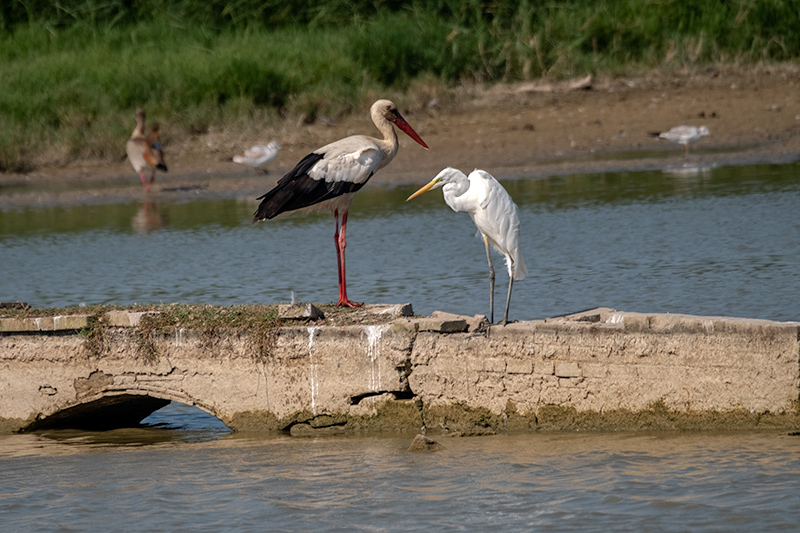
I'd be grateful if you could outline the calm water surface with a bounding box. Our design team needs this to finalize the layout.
[1,162,798,321]
[2,407,800,532]
[2,162,800,530]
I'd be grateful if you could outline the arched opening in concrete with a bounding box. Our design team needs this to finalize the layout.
[24,394,170,431]
[23,395,231,433]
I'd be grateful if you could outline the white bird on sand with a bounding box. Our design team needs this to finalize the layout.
[125,108,167,192]
[252,99,429,307]
[407,167,527,325]
[648,125,709,158]
[233,142,280,170]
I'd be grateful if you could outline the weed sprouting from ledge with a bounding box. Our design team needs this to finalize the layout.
[1,303,405,362]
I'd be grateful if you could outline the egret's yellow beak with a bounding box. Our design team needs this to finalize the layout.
[406,177,441,201]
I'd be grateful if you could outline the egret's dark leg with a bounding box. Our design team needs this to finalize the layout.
[483,236,495,323]
[502,274,514,326]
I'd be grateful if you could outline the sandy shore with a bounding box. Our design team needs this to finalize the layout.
[2,66,799,207]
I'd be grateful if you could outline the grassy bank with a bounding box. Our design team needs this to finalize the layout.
[1,0,798,171]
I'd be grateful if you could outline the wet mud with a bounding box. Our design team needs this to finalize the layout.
[2,66,799,208]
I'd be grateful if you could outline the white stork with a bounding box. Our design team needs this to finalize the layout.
[252,99,429,307]
[647,125,709,158]
[125,108,167,192]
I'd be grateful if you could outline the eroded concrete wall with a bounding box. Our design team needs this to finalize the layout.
[1,308,799,435]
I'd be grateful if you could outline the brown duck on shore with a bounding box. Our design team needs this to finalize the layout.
[125,108,167,192]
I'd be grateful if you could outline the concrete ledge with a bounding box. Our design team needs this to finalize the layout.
[1,307,799,435]
[0,314,92,332]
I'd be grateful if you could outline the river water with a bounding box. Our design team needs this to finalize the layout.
[3,414,800,531]
[1,161,799,322]
[2,161,800,530]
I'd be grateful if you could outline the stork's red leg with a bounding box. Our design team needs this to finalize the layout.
[333,209,345,295]
[336,210,363,307]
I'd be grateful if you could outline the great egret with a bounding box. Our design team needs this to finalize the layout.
[125,108,167,192]
[648,125,709,158]
[407,167,527,325]
[253,99,429,307]
[233,142,280,171]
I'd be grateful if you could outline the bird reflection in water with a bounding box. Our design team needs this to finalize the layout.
[131,200,166,234]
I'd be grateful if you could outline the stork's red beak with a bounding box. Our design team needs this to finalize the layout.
[395,116,429,149]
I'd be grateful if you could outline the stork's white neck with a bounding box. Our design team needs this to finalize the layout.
[371,111,399,170]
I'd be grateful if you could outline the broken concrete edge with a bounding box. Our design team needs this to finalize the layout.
[0,314,94,332]
[0,303,418,332]
[278,303,325,320]
[221,397,800,436]
[408,434,445,452]
[545,308,800,334]
[1,306,797,334]
[431,310,489,332]
[369,303,414,317]
[0,311,163,332]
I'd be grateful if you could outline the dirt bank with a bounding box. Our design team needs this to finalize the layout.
[2,65,799,206]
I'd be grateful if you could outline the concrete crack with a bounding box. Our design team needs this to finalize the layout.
[349,389,415,405]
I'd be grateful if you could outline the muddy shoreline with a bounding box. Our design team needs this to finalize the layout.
[2,67,799,207]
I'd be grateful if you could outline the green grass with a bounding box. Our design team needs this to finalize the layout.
[0,0,798,171]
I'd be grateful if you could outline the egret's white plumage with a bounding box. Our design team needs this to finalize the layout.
[233,142,280,169]
[648,125,709,157]
[407,167,526,324]
[253,99,428,307]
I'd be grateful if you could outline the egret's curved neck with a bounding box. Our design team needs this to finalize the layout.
[441,171,472,212]
[443,179,469,198]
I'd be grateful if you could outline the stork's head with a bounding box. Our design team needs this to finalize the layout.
[371,99,429,149]
[371,99,398,122]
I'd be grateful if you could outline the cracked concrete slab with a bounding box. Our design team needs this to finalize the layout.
[1,307,799,434]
